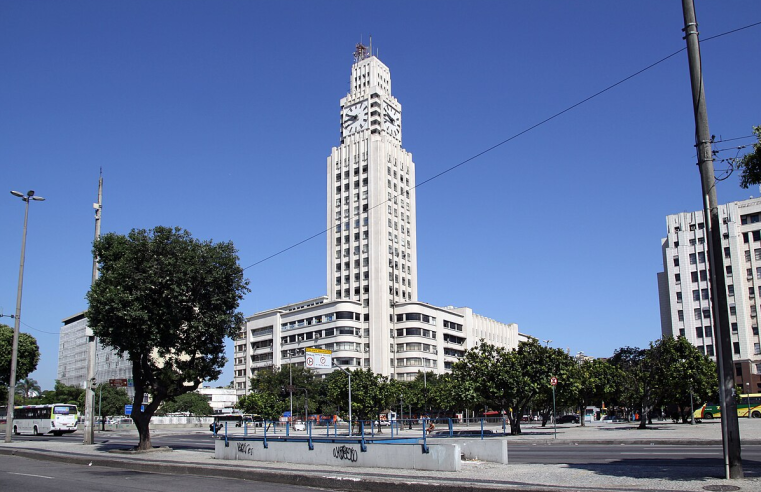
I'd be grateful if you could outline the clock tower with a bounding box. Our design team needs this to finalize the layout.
[327,44,418,375]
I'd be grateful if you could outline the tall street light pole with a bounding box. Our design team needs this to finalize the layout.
[5,190,45,443]
[84,172,103,445]
[332,361,352,436]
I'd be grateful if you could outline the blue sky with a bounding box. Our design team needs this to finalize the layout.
[1,1,759,391]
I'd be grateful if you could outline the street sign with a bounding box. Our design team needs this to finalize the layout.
[550,377,558,386]
[110,378,128,387]
[125,404,144,415]
[305,347,332,369]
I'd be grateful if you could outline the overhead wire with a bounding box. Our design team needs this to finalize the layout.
[242,20,761,272]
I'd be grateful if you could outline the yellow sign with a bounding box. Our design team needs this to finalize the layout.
[305,347,332,355]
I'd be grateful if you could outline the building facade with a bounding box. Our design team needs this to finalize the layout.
[658,197,761,392]
[57,312,136,399]
[234,45,523,395]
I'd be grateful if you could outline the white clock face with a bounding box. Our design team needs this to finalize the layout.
[343,101,368,135]
[383,103,400,139]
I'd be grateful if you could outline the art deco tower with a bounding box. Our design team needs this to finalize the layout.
[326,44,418,374]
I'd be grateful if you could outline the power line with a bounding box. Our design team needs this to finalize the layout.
[242,20,761,272]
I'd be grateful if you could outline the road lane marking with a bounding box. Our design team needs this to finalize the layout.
[8,472,54,479]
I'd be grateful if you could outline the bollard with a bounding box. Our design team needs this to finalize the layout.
[480,418,484,440]
[308,420,314,450]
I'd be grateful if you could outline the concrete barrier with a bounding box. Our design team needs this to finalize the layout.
[430,438,507,464]
[215,438,461,472]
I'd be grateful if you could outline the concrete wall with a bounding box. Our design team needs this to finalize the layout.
[215,438,461,472]
[430,438,508,464]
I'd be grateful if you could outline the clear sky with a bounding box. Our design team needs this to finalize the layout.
[1,1,759,392]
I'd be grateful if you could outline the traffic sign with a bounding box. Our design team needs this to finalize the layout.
[305,347,332,369]
[550,377,558,386]
[110,378,128,387]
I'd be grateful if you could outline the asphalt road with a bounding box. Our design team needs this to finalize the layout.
[0,454,327,492]
[13,431,761,471]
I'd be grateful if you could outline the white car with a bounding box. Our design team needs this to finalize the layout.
[292,421,306,431]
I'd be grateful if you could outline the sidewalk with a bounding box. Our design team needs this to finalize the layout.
[1,420,760,492]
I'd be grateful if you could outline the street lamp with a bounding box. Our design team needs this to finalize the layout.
[543,339,552,347]
[332,360,352,436]
[5,190,45,443]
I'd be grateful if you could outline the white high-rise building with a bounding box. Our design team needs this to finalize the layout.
[658,197,761,393]
[234,45,525,395]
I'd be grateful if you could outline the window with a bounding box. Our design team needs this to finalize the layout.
[753,326,759,335]
[692,290,700,302]
[725,247,731,259]
[689,253,697,265]
[730,306,737,316]
[704,326,711,338]
[733,342,741,355]
[678,310,684,321]
[729,284,735,296]
[706,345,714,357]
[726,266,733,276]
[702,289,709,300]
[703,309,711,319]
[676,273,681,283]
[746,250,752,262]
[755,343,761,355]
[694,308,702,320]
[679,328,686,337]
[696,326,704,338]
[691,271,699,283]
[755,231,761,242]
[700,270,707,281]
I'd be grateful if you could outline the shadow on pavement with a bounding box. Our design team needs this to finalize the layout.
[567,458,761,481]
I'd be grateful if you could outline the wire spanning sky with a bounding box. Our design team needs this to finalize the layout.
[1,1,759,391]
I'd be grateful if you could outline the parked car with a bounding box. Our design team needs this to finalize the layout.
[556,414,580,424]
[602,415,623,422]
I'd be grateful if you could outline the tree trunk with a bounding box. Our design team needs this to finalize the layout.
[508,416,522,435]
[134,414,152,450]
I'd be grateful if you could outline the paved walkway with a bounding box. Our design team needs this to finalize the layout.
[2,420,761,492]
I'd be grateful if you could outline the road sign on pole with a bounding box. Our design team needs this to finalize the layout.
[305,347,332,369]
[551,377,558,386]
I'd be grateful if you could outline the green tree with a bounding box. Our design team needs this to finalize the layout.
[575,358,621,426]
[324,368,389,431]
[735,126,761,189]
[249,365,319,421]
[236,391,286,421]
[161,392,213,417]
[0,323,40,387]
[15,377,41,405]
[648,336,718,422]
[39,380,84,406]
[85,226,249,450]
[528,349,579,427]
[75,384,131,430]
[609,346,655,428]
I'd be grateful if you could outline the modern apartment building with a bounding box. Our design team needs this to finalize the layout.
[658,197,761,392]
[57,312,136,399]
[233,45,524,395]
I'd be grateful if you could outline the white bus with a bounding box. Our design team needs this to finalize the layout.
[10,404,79,436]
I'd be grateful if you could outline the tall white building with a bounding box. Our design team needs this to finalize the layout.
[658,197,761,392]
[234,45,525,395]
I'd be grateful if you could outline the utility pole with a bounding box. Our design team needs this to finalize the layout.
[681,0,742,478]
[84,171,103,445]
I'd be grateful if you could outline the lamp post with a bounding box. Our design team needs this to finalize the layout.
[332,361,352,436]
[5,190,45,443]
[543,339,552,347]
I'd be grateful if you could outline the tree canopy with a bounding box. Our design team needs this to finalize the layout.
[160,391,213,416]
[86,226,249,450]
[0,323,40,387]
[736,126,761,189]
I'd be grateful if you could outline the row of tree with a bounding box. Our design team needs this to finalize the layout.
[239,337,718,435]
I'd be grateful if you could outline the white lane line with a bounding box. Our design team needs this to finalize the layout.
[621,452,719,455]
[8,472,54,479]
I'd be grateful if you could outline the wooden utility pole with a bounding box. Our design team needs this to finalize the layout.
[681,0,742,478]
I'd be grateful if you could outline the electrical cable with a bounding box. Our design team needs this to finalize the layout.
[242,20,761,272]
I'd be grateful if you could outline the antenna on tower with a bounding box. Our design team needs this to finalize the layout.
[369,35,372,57]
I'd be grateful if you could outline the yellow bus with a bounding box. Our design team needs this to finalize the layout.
[693,393,761,420]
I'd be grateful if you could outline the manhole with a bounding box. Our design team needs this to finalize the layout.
[702,485,741,491]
